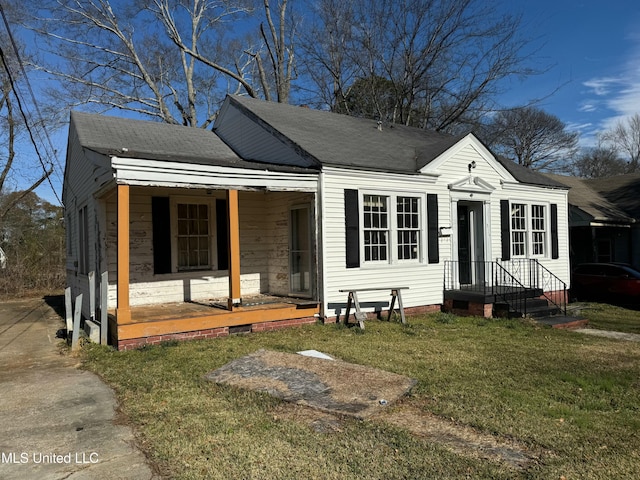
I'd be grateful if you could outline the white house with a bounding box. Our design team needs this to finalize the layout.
[63,95,571,349]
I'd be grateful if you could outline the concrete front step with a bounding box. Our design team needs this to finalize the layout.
[535,316,589,329]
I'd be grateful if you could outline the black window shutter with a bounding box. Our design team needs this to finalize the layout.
[152,197,172,274]
[551,203,559,259]
[216,199,229,270]
[344,189,360,268]
[500,200,511,261]
[427,194,439,264]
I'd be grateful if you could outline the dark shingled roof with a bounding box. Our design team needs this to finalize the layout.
[544,173,634,223]
[225,95,462,173]
[496,157,568,188]
[584,173,640,220]
[225,95,564,187]
[69,111,314,173]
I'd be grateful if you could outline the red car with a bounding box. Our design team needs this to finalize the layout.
[571,263,640,304]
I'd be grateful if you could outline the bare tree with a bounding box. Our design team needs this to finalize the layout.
[252,0,296,103]
[483,106,579,171]
[30,0,296,128]
[299,0,539,133]
[297,0,357,111]
[571,144,627,178]
[600,113,640,172]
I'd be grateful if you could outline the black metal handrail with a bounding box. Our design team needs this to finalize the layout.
[445,258,568,318]
[443,260,495,296]
[531,259,567,316]
[493,261,529,317]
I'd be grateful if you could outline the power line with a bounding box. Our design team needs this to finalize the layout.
[0,2,63,206]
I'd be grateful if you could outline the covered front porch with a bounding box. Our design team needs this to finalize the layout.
[104,162,320,349]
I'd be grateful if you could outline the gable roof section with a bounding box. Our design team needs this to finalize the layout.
[220,96,566,188]
[544,173,634,225]
[220,95,461,173]
[69,111,313,174]
[495,156,567,188]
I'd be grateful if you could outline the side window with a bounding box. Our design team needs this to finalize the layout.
[78,205,89,274]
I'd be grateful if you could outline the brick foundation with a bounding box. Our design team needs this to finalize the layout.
[443,299,493,318]
[328,304,441,323]
[116,316,318,350]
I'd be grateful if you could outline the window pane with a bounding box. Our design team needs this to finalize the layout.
[363,195,389,263]
[177,203,210,269]
[397,196,420,261]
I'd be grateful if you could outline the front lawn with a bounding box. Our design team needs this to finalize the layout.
[81,313,640,479]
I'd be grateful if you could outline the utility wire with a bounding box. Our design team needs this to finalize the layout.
[0,2,63,206]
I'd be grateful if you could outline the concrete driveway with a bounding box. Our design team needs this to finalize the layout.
[0,297,158,480]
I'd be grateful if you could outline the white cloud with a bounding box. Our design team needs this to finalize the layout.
[581,46,640,133]
[582,76,624,96]
[578,102,597,112]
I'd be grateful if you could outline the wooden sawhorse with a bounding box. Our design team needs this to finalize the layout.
[339,287,409,329]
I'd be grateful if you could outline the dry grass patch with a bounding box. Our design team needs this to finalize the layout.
[80,313,640,479]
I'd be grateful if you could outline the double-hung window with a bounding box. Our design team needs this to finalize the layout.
[362,193,422,264]
[531,204,546,256]
[510,202,547,257]
[397,196,420,260]
[176,203,210,270]
[511,203,527,257]
[363,195,389,262]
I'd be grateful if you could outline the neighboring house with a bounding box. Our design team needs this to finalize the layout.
[64,95,571,349]
[545,173,636,269]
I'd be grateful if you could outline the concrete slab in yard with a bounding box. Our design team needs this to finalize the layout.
[205,349,417,419]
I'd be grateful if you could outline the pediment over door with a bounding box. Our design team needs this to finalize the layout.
[448,176,496,200]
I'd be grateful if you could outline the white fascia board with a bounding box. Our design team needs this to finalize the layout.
[500,180,569,195]
[323,165,438,184]
[420,133,516,182]
[111,157,318,192]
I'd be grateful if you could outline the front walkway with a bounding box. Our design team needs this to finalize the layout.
[0,297,158,480]
[574,328,640,342]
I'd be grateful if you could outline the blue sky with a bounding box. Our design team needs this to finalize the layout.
[7,0,640,205]
[501,0,640,146]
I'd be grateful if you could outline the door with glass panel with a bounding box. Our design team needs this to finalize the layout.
[290,205,312,296]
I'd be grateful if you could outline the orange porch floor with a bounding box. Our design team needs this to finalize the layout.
[110,297,320,343]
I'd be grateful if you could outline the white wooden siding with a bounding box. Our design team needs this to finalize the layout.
[432,142,571,286]
[320,145,571,319]
[63,125,113,317]
[321,167,444,317]
[214,104,315,167]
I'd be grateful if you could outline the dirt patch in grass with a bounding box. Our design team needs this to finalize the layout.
[373,404,541,470]
[205,349,416,418]
[206,349,540,470]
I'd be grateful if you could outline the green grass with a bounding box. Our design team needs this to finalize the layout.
[81,313,640,479]
[575,302,640,334]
